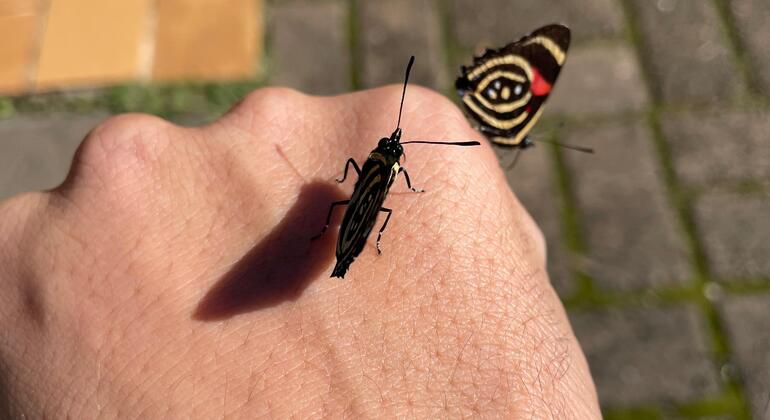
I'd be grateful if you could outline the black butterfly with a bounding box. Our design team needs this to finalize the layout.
[456,24,584,152]
[313,57,480,278]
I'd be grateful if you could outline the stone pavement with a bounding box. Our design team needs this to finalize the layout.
[1,0,769,418]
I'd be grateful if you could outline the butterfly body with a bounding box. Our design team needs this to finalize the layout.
[330,131,403,278]
[314,56,480,279]
[456,24,571,148]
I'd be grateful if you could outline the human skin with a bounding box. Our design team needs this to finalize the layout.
[0,86,599,418]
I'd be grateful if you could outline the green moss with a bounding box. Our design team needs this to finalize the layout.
[674,388,747,418]
[436,0,464,98]
[12,90,106,114]
[712,0,761,98]
[550,126,587,255]
[646,97,752,420]
[604,406,662,420]
[617,0,662,105]
[722,278,770,294]
[6,78,263,120]
[347,0,361,90]
[0,97,14,119]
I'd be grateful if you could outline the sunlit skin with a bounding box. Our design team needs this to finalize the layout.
[0,86,599,418]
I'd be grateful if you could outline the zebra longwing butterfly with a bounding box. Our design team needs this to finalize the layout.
[455,24,572,149]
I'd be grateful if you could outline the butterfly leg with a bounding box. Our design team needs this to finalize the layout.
[311,200,350,240]
[505,147,523,170]
[375,208,393,255]
[397,167,425,193]
[336,158,361,183]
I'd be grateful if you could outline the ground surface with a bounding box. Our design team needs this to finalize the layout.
[1,1,768,418]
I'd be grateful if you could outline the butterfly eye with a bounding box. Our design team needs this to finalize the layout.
[514,84,523,96]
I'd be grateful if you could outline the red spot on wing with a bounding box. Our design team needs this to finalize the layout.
[530,67,552,96]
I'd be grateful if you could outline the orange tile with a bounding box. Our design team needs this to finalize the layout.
[0,0,37,15]
[153,0,260,81]
[0,1,41,93]
[35,0,151,89]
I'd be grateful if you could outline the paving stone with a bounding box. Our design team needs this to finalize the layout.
[564,121,691,291]
[0,114,107,201]
[36,0,151,89]
[546,43,649,118]
[662,109,770,186]
[719,293,770,419]
[269,1,350,95]
[628,0,743,105]
[448,0,624,50]
[729,0,770,95]
[570,304,721,406]
[694,193,770,281]
[154,0,260,81]
[500,143,574,297]
[358,0,447,91]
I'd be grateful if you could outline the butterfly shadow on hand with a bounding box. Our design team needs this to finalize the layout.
[193,181,343,321]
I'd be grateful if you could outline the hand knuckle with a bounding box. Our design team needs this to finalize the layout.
[68,113,173,190]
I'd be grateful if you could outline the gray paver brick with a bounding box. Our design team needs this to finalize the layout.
[719,292,770,419]
[564,121,691,291]
[546,43,649,118]
[662,109,770,186]
[358,0,447,91]
[0,114,107,201]
[694,192,770,281]
[571,304,721,407]
[500,144,573,297]
[729,0,770,95]
[269,1,351,95]
[628,0,743,105]
[449,0,624,50]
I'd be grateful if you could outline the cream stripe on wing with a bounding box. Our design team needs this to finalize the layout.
[492,106,545,146]
[522,36,566,65]
[462,94,528,130]
[467,54,533,81]
[477,70,525,90]
[473,90,531,114]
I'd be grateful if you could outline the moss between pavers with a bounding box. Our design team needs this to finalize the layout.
[603,389,746,418]
[604,406,663,420]
[3,79,264,121]
[712,0,761,99]
[347,0,362,90]
[722,278,770,294]
[585,0,753,416]
[0,98,13,119]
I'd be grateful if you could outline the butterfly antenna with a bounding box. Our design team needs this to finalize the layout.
[401,140,480,146]
[396,55,415,130]
[532,138,594,154]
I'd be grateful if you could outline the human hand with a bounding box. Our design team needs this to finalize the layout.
[0,86,599,418]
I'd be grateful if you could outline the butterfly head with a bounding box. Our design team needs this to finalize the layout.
[375,128,404,159]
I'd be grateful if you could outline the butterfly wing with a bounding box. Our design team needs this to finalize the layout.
[456,24,571,147]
